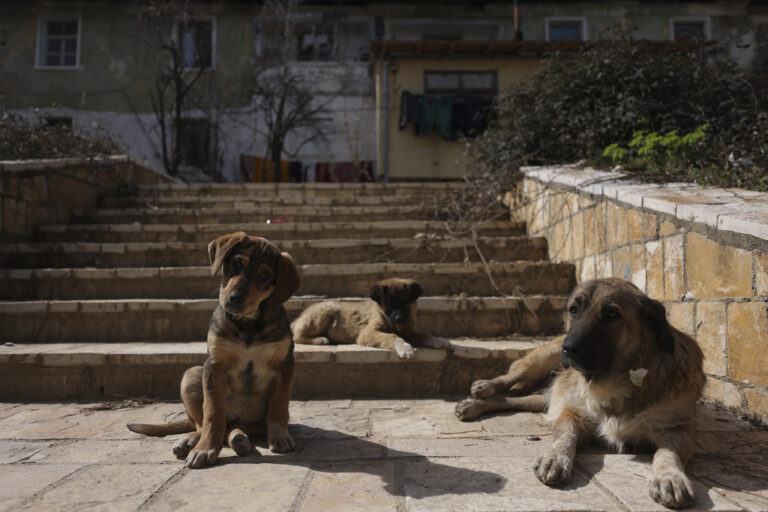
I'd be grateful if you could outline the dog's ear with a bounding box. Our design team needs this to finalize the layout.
[268,252,300,306]
[406,280,423,302]
[639,295,675,353]
[208,232,247,276]
[370,283,386,305]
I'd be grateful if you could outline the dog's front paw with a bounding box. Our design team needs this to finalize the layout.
[533,452,573,486]
[186,447,220,469]
[173,433,200,459]
[268,424,296,453]
[394,340,415,359]
[650,470,696,509]
[470,379,495,398]
[311,336,330,345]
[455,398,483,421]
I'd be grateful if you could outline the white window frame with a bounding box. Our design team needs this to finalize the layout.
[670,17,711,41]
[35,15,82,70]
[173,16,217,72]
[545,16,587,42]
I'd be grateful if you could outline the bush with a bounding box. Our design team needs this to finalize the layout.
[470,32,768,190]
[603,123,709,174]
[0,106,120,161]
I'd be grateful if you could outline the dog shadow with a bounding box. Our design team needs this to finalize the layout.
[208,424,507,499]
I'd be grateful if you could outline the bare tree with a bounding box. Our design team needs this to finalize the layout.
[136,0,223,180]
[246,0,341,181]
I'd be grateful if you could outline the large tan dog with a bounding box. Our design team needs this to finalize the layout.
[128,232,300,468]
[291,278,449,359]
[456,278,705,509]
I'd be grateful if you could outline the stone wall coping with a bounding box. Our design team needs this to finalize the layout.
[521,165,768,242]
[0,155,178,183]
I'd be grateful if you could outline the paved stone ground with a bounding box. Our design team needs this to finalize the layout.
[0,399,767,511]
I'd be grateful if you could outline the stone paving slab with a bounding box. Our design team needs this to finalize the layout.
[0,399,765,511]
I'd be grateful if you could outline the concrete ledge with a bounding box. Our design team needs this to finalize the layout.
[35,220,526,243]
[0,236,547,268]
[0,295,567,341]
[0,261,573,300]
[136,182,466,192]
[0,338,549,399]
[520,165,768,243]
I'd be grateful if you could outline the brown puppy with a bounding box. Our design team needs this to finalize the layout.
[455,278,705,509]
[291,278,449,359]
[128,232,300,469]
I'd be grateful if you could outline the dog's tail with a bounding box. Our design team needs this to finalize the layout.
[127,418,195,437]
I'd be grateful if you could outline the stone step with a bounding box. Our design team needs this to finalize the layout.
[35,220,526,243]
[0,337,551,400]
[0,237,547,268]
[104,193,435,209]
[0,262,575,300]
[75,205,467,224]
[135,181,466,198]
[0,295,567,342]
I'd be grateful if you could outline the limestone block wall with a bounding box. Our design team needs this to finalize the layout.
[0,156,175,241]
[510,166,768,424]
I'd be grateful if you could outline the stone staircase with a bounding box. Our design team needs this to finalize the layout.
[0,182,575,400]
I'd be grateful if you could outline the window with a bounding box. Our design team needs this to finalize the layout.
[37,16,80,69]
[546,17,586,42]
[178,19,214,70]
[424,71,498,95]
[179,119,211,168]
[671,18,710,41]
[297,26,334,61]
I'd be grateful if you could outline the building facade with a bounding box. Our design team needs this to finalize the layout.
[0,1,765,181]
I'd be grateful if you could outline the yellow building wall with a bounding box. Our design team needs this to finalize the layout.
[384,59,542,180]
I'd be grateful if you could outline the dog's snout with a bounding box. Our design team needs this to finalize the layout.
[228,290,246,306]
[562,343,579,356]
[561,339,581,370]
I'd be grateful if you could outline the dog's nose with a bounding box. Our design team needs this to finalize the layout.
[228,290,246,306]
[562,343,578,369]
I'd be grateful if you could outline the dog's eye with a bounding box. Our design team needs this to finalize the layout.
[258,272,271,282]
[602,307,620,320]
[568,305,579,317]
[231,259,243,273]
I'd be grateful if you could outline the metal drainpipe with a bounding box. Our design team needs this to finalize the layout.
[381,59,389,183]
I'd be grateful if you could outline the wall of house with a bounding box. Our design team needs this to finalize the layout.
[381,58,541,180]
[0,2,376,182]
[0,156,175,242]
[511,166,768,424]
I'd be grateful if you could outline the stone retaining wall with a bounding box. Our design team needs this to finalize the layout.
[0,156,175,241]
[510,165,768,424]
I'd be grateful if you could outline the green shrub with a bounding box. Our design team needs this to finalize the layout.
[469,31,768,190]
[602,124,708,175]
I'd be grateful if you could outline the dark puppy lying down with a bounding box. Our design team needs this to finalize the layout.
[291,277,449,359]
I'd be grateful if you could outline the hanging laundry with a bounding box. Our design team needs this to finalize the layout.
[399,91,422,130]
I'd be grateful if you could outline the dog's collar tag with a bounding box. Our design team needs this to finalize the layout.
[629,368,648,387]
